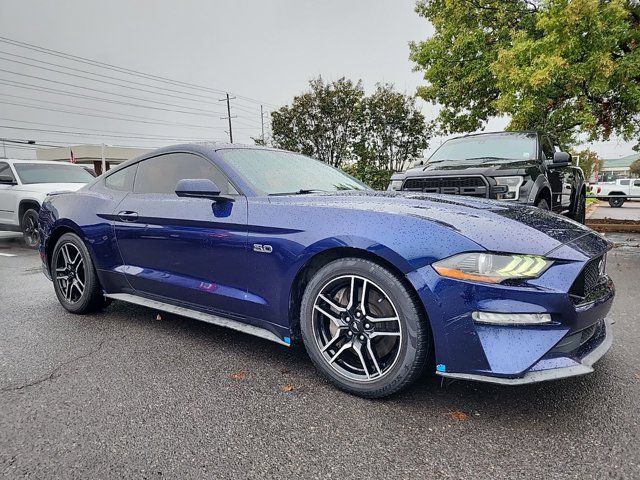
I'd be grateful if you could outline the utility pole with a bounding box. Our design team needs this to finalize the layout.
[219,93,236,143]
[101,143,106,175]
[260,105,265,143]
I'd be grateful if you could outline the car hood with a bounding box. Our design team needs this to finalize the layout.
[16,183,86,195]
[271,191,608,260]
[403,158,533,177]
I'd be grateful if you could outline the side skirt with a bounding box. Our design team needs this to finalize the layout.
[104,293,291,347]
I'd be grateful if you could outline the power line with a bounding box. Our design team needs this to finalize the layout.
[0,50,222,103]
[0,125,215,142]
[0,35,279,108]
[0,53,226,106]
[0,97,226,130]
[0,68,227,116]
[0,117,227,139]
[0,78,223,118]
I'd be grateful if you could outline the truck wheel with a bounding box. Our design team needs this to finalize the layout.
[535,198,550,211]
[608,197,625,208]
[571,194,586,223]
[21,208,40,249]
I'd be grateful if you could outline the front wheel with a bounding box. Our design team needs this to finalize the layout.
[52,233,108,313]
[571,194,586,223]
[608,197,625,208]
[21,208,40,249]
[535,198,550,211]
[300,258,430,398]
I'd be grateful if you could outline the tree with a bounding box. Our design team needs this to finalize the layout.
[270,77,365,168]
[631,158,640,176]
[410,0,640,148]
[571,148,599,180]
[355,84,431,172]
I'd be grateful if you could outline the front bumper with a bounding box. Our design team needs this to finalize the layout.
[407,260,615,385]
[436,317,613,385]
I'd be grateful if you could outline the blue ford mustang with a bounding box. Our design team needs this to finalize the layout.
[38,143,615,398]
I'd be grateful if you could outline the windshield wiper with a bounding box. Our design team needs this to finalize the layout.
[269,189,328,196]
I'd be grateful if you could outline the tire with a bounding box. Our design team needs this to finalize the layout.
[21,208,40,249]
[571,194,586,223]
[535,198,550,211]
[608,197,625,208]
[300,257,430,398]
[51,232,108,313]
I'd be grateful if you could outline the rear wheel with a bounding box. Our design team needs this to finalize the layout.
[21,208,40,249]
[608,197,625,208]
[52,233,108,313]
[300,258,430,398]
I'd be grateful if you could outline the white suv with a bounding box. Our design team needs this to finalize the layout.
[0,159,95,248]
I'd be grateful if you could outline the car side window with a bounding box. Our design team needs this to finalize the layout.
[133,153,238,195]
[620,180,629,186]
[105,164,137,191]
[541,137,554,161]
[0,162,16,181]
[634,180,640,187]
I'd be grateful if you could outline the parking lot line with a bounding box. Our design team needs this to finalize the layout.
[0,253,17,257]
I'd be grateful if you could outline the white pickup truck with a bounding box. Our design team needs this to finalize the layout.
[591,178,640,207]
[0,159,95,247]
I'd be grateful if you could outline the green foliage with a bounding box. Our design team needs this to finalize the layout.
[341,161,394,190]
[630,158,640,176]
[410,0,640,147]
[270,77,430,182]
[571,148,599,179]
[271,77,365,168]
[355,84,431,172]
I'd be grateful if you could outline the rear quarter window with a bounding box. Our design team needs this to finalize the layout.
[105,164,137,191]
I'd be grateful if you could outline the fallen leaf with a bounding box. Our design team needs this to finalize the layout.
[446,411,468,421]
[229,371,246,380]
[281,384,295,393]
[156,313,162,321]
[280,368,292,374]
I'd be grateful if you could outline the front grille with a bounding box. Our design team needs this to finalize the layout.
[402,176,488,197]
[570,255,604,300]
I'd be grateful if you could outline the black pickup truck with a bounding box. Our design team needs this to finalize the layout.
[388,131,586,223]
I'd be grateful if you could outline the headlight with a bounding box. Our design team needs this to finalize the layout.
[388,179,403,191]
[432,252,553,284]
[494,176,524,200]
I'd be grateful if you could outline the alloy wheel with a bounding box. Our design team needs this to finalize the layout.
[312,275,402,382]
[23,212,39,248]
[54,243,86,303]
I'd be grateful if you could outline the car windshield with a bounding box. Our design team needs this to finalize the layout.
[218,149,368,195]
[429,133,538,162]
[13,163,95,184]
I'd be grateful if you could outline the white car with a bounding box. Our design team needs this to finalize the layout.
[0,159,95,248]
[591,178,640,207]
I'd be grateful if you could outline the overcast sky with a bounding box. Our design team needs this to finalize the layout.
[0,0,635,160]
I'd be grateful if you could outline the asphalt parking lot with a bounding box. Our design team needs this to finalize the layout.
[1,232,639,479]
[589,201,640,221]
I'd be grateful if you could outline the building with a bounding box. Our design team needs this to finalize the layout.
[597,153,639,182]
[36,144,150,175]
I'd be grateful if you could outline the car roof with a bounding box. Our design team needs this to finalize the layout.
[3,159,85,166]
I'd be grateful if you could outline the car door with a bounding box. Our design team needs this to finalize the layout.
[113,152,249,316]
[633,179,640,196]
[0,162,18,226]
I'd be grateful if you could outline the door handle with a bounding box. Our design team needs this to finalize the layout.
[117,210,139,222]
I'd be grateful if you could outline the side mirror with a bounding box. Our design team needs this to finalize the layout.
[175,178,233,201]
[0,174,16,185]
[548,151,571,168]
